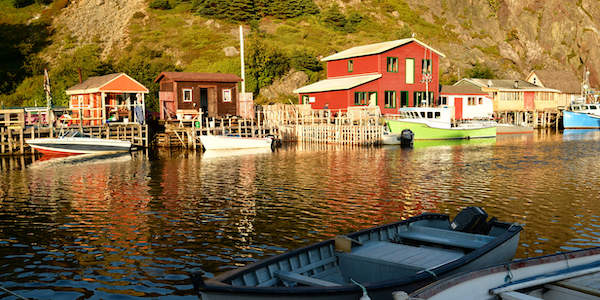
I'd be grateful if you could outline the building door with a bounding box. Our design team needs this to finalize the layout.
[200,88,208,114]
[524,92,535,111]
[400,91,409,107]
[368,92,377,106]
[454,97,463,120]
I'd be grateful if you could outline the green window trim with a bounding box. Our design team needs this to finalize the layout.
[384,91,397,108]
[354,92,367,106]
[301,95,309,104]
[400,91,409,107]
[387,57,399,73]
[348,60,354,73]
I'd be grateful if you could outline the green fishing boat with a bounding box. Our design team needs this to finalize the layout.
[386,107,497,140]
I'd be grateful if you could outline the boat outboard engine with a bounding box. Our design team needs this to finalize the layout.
[450,207,489,234]
[400,129,414,148]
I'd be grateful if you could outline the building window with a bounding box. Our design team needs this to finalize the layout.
[439,96,447,106]
[422,59,432,75]
[387,57,398,73]
[405,58,415,84]
[414,91,434,107]
[499,92,521,101]
[468,97,476,105]
[302,95,309,104]
[354,92,367,105]
[222,89,232,102]
[400,91,409,107]
[478,98,483,105]
[384,91,396,108]
[183,88,193,102]
[348,60,354,73]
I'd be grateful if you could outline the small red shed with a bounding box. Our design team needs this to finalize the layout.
[294,38,445,115]
[154,72,242,120]
[65,73,148,125]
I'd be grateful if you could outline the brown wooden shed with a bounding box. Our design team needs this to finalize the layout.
[155,72,242,120]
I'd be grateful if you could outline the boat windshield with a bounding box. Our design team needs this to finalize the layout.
[61,130,91,138]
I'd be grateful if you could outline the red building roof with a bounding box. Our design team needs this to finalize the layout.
[154,72,242,83]
[66,73,148,95]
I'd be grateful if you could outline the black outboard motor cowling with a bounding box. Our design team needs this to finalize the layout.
[450,206,489,234]
[400,129,414,148]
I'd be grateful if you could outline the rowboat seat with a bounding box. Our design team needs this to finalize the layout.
[337,241,463,283]
[394,225,494,250]
[274,270,342,287]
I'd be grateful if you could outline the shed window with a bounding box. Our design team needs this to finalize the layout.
[384,91,396,108]
[183,89,192,102]
[348,60,354,73]
[302,95,309,104]
[405,58,415,84]
[387,57,398,72]
[439,96,447,106]
[223,89,232,102]
[354,92,367,105]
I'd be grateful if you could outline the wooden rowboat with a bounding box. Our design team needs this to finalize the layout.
[192,207,522,300]
[408,247,600,300]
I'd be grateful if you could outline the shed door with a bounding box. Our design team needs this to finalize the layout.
[454,97,463,120]
[524,92,535,111]
[199,88,208,114]
[208,87,217,117]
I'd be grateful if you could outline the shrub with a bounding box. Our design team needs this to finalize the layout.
[466,63,495,79]
[149,0,172,10]
[12,0,34,8]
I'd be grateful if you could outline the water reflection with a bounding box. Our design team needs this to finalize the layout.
[0,131,600,298]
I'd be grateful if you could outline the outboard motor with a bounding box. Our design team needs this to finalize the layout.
[400,129,414,148]
[450,207,489,234]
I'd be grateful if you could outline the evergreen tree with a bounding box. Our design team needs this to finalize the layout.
[299,0,320,15]
[230,0,257,22]
[321,4,346,30]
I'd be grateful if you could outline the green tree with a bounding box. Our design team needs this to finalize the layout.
[321,4,346,30]
[149,0,172,10]
[246,38,290,95]
[466,63,495,79]
[230,0,256,21]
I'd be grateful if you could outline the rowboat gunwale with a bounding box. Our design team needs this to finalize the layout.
[193,213,523,297]
[410,246,600,299]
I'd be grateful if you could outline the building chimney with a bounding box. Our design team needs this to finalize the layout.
[78,68,82,83]
[514,80,519,89]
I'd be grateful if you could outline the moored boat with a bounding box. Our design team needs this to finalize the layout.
[199,135,273,150]
[408,247,600,300]
[26,130,132,155]
[386,107,496,140]
[563,103,600,129]
[192,207,522,300]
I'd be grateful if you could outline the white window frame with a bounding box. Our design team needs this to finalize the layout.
[183,88,193,102]
[222,88,232,103]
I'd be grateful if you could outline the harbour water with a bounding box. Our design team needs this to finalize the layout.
[1,130,600,298]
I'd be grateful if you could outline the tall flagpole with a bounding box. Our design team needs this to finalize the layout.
[240,25,246,95]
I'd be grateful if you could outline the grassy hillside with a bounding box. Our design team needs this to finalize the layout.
[0,0,594,110]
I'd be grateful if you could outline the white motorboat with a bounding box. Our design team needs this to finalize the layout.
[26,130,132,155]
[199,135,273,150]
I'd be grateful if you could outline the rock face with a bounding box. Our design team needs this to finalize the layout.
[223,46,240,57]
[55,0,146,57]
[260,70,309,101]
[406,0,600,85]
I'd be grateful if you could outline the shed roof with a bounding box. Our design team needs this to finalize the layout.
[321,38,446,62]
[154,72,242,83]
[66,73,148,95]
[294,74,382,94]
[528,70,581,94]
[441,85,487,95]
[456,78,559,92]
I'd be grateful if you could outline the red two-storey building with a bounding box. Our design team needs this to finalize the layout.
[294,38,445,115]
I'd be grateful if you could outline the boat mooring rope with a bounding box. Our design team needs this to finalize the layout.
[504,263,514,283]
[0,285,29,300]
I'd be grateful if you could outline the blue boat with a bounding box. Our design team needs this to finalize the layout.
[563,104,600,129]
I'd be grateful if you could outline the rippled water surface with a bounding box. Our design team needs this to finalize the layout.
[1,130,600,298]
